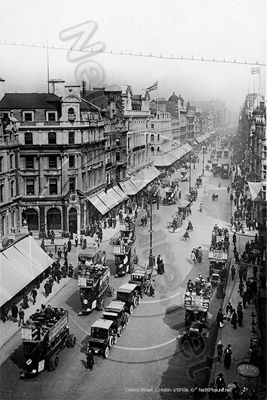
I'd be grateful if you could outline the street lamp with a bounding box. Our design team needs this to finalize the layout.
[144,186,158,269]
[189,152,192,190]
[202,145,205,176]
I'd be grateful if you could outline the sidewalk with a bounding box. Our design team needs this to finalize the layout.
[209,243,261,394]
[0,222,121,350]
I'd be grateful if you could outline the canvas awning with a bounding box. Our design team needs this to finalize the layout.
[119,179,139,195]
[152,153,177,167]
[0,235,54,307]
[113,185,129,201]
[247,181,263,202]
[88,194,110,215]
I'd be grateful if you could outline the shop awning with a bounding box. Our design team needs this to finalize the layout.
[247,181,263,202]
[106,188,123,206]
[195,134,206,144]
[113,185,129,201]
[0,235,54,307]
[182,143,193,153]
[88,194,110,215]
[152,153,177,167]
[119,179,139,195]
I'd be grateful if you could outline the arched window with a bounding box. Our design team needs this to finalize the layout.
[151,134,155,142]
[26,208,39,231]
[47,208,61,230]
[68,107,76,121]
[151,147,154,154]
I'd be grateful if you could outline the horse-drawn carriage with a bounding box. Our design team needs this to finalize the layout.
[189,187,198,202]
[163,188,177,205]
[178,201,191,220]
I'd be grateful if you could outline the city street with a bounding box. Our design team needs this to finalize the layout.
[0,149,233,400]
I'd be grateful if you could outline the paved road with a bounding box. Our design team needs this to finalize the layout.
[0,149,233,400]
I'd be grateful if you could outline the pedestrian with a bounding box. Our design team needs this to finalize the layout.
[231,309,237,329]
[30,287,38,305]
[223,344,232,369]
[86,345,94,371]
[233,232,237,245]
[57,248,62,259]
[217,341,224,362]
[67,238,72,252]
[231,265,236,280]
[1,306,9,323]
[11,303,18,321]
[232,381,241,399]
[75,235,78,247]
[215,372,226,390]
[226,302,233,321]
[18,307,25,326]
[22,294,29,309]
[242,291,248,309]
[44,280,51,297]
[227,186,230,193]
[237,302,243,327]
[250,345,259,367]
[216,308,224,328]
[238,281,245,297]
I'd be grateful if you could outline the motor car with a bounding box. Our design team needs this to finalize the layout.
[116,283,140,314]
[103,301,129,337]
[88,319,117,358]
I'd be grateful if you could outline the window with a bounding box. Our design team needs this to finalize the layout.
[69,131,75,144]
[49,156,57,169]
[10,154,14,169]
[68,107,76,121]
[26,156,34,168]
[23,112,34,122]
[69,177,76,192]
[0,157,3,172]
[46,112,56,121]
[49,178,58,195]
[151,123,154,128]
[47,208,61,230]
[0,184,4,202]
[48,132,57,144]
[25,132,33,145]
[69,155,75,168]
[26,179,35,195]
[10,181,15,197]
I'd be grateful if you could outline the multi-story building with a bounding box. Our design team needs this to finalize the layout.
[150,111,172,155]
[121,86,151,176]
[0,79,111,240]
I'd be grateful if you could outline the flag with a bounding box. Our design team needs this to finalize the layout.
[251,68,260,74]
[146,81,158,92]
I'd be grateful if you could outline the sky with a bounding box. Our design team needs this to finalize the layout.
[0,0,266,114]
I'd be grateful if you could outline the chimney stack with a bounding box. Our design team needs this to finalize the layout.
[48,79,65,97]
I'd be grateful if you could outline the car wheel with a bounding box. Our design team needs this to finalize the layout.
[71,335,76,347]
[129,305,134,314]
[113,335,117,345]
[104,346,110,359]
[108,336,114,347]
[117,327,122,337]
[133,297,137,307]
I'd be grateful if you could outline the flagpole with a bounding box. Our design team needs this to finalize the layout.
[156,84,158,114]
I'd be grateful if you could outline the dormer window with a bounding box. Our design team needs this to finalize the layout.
[46,111,57,121]
[68,107,76,121]
[23,111,34,122]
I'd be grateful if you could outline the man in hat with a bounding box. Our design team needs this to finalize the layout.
[217,341,224,362]
[223,344,232,369]
[215,372,225,390]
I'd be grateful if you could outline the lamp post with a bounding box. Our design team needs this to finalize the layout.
[145,187,158,269]
[202,145,205,176]
[189,152,192,190]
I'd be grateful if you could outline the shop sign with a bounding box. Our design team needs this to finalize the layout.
[88,161,103,171]
[236,362,260,378]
